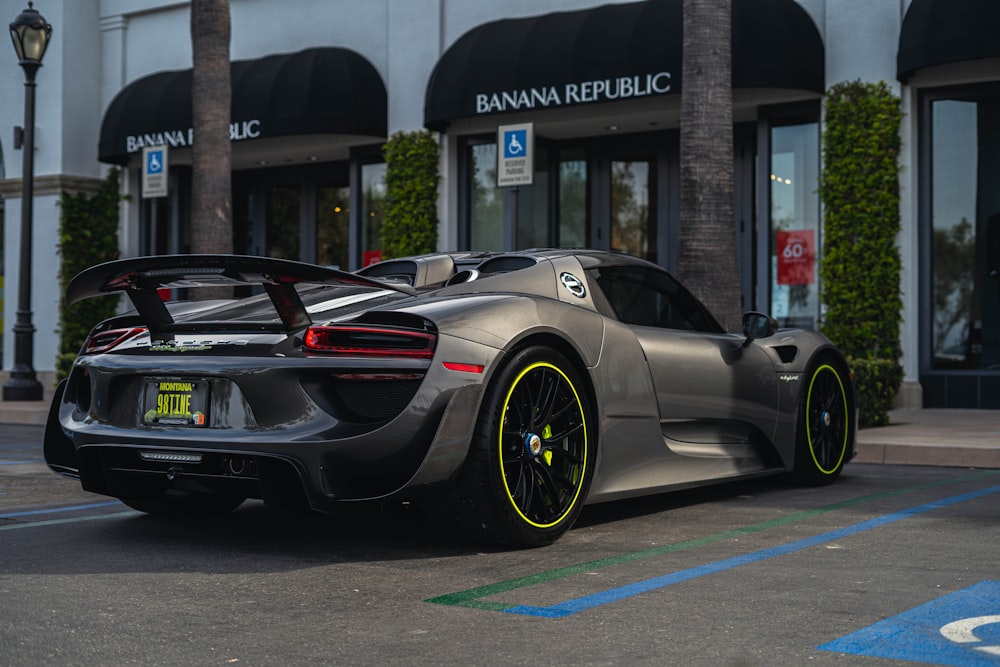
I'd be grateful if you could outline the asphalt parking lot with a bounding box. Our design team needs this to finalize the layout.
[2,421,999,666]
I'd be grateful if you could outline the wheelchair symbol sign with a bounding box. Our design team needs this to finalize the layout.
[504,129,526,158]
[146,149,164,174]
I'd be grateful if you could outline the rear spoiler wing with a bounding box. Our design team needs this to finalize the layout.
[67,254,416,336]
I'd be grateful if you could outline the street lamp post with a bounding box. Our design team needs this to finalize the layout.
[4,2,51,401]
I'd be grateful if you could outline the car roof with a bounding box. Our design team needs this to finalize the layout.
[356,249,655,288]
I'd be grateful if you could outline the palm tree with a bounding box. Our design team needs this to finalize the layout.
[190,0,232,257]
[676,0,741,331]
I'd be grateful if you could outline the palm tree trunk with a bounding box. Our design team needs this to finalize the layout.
[190,0,232,257]
[677,0,741,331]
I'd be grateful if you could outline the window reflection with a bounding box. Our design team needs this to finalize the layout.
[470,143,502,250]
[558,154,587,247]
[611,159,655,262]
[317,186,350,269]
[769,122,819,329]
[361,162,386,266]
[267,186,300,260]
[930,99,1000,371]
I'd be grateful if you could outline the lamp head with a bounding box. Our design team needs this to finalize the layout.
[10,2,52,74]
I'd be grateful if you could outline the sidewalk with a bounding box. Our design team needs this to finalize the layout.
[0,398,50,427]
[1,399,997,469]
[854,408,1000,469]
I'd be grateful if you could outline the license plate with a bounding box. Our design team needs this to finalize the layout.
[143,379,209,427]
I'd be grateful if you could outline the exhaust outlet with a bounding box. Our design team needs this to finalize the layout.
[223,456,255,477]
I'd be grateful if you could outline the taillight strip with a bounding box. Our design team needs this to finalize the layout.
[81,327,147,355]
[303,325,436,359]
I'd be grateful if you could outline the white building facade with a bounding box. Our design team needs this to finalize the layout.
[0,0,997,408]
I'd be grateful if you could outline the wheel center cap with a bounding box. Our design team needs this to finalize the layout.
[524,433,543,457]
[821,411,832,427]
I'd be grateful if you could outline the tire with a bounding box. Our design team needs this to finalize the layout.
[791,357,852,486]
[121,492,245,518]
[434,346,594,547]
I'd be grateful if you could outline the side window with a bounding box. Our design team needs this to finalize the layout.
[589,266,723,333]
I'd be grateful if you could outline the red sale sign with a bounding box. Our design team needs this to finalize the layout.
[776,230,815,285]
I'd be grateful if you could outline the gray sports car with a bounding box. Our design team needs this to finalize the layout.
[44,249,855,547]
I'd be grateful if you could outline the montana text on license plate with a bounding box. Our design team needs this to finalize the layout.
[143,379,209,426]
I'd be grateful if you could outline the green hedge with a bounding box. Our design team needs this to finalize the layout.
[818,81,903,427]
[56,170,123,380]
[381,130,439,259]
[848,357,904,428]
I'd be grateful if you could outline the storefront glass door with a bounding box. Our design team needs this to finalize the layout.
[234,163,351,266]
[557,151,587,248]
[317,186,350,269]
[920,91,1000,407]
[266,185,301,260]
[768,121,820,329]
[929,98,1000,373]
[610,158,656,262]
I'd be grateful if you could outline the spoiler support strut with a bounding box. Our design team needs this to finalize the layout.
[67,254,415,335]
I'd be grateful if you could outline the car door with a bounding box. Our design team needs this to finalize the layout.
[590,264,779,464]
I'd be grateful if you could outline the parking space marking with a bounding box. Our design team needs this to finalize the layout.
[507,484,1000,617]
[0,501,137,531]
[0,511,140,531]
[820,581,1000,666]
[427,470,1000,615]
[0,501,123,518]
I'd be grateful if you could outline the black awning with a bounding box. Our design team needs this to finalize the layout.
[99,47,387,164]
[424,0,824,130]
[897,0,1000,82]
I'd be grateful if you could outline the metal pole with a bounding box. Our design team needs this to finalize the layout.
[504,187,519,251]
[3,64,43,401]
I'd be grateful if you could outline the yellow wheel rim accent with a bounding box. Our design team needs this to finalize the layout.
[498,361,588,529]
[805,364,849,474]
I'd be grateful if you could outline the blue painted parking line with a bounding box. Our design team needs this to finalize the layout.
[820,581,1000,666]
[0,500,123,519]
[0,511,140,532]
[0,501,138,532]
[502,483,1000,618]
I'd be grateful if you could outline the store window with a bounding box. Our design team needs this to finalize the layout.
[234,163,352,266]
[139,168,190,256]
[317,186,350,269]
[267,185,301,260]
[558,151,587,247]
[515,145,549,249]
[929,97,1000,371]
[611,158,656,262]
[469,143,503,250]
[465,139,553,251]
[360,162,386,266]
[769,121,820,329]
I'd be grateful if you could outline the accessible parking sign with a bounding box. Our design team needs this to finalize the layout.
[497,122,533,187]
[142,145,168,198]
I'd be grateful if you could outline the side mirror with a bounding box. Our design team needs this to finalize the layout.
[743,311,777,342]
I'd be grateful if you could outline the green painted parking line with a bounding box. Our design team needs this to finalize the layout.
[426,470,1000,611]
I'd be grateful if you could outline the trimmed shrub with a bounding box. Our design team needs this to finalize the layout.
[849,357,904,427]
[381,130,439,259]
[818,81,903,427]
[57,170,123,380]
